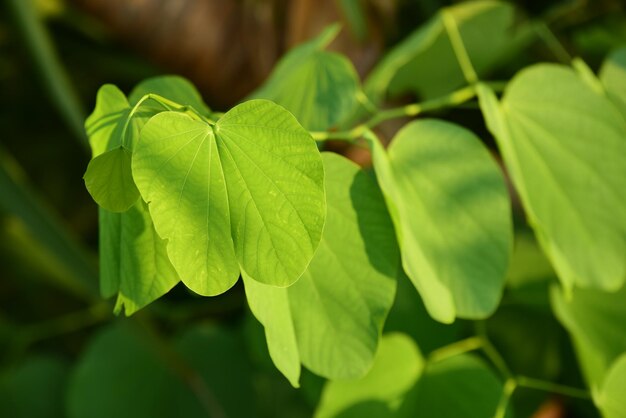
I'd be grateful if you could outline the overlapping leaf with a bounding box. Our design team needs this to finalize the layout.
[250,25,360,131]
[133,100,325,294]
[244,153,398,385]
[600,47,626,118]
[551,284,626,388]
[367,120,512,324]
[596,353,626,418]
[478,64,626,291]
[84,77,209,313]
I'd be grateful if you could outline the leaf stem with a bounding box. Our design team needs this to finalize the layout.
[442,8,479,84]
[516,375,592,400]
[534,22,572,64]
[428,336,484,363]
[310,84,478,141]
[476,321,513,380]
[494,378,517,418]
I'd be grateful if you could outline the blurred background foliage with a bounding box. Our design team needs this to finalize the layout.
[0,0,625,417]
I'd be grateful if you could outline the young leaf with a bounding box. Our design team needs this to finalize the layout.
[480,65,626,291]
[132,100,325,291]
[85,84,130,157]
[366,120,512,324]
[315,333,423,418]
[365,1,525,103]
[83,147,139,212]
[551,284,626,388]
[250,24,360,131]
[244,152,399,384]
[596,353,626,418]
[128,74,211,116]
[99,202,180,315]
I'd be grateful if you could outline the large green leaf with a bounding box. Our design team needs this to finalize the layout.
[0,356,69,418]
[551,284,626,388]
[365,1,523,103]
[596,353,626,418]
[314,333,424,418]
[250,25,360,131]
[133,100,325,292]
[367,120,512,323]
[478,65,626,291]
[245,152,399,385]
[600,47,626,118]
[67,322,255,418]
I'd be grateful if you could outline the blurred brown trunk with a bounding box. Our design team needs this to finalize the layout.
[68,0,387,108]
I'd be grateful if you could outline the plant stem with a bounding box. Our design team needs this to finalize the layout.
[311,84,478,141]
[442,8,478,84]
[534,22,572,64]
[494,378,517,418]
[428,336,483,363]
[516,376,592,400]
[476,321,513,380]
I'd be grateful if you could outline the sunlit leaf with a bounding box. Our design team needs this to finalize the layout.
[250,25,360,131]
[245,153,398,384]
[479,65,626,291]
[83,147,139,212]
[367,120,512,323]
[133,100,325,292]
[315,333,423,418]
[128,74,211,116]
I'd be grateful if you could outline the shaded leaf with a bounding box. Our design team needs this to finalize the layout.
[600,47,626,118]
[367,120,512,323]
[315,333,423,418]
[551,284,626,388]
[245,152,398,384]
[479,65,626,291]
[0,356,69,418]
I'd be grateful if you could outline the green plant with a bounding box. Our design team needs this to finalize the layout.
[4,0,626,417]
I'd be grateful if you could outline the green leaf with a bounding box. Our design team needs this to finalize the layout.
[366,120,512,323]
[600,47,626,118]
[315,333,424,418]
[0,356,69,418]
[596,353,626,418]
[67,322,255,418]
[128,74,211,116]
[397,354,513,418]
[250,25,360,131]
[132,100,325,291]
[83,147,139,212]
[100,202,180,315]
[479,65,626,291]
[84,84,180,312]
[245,152,399,384]
[551,284,626,388]
[365,1,523,103]
[85,84,130,157]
